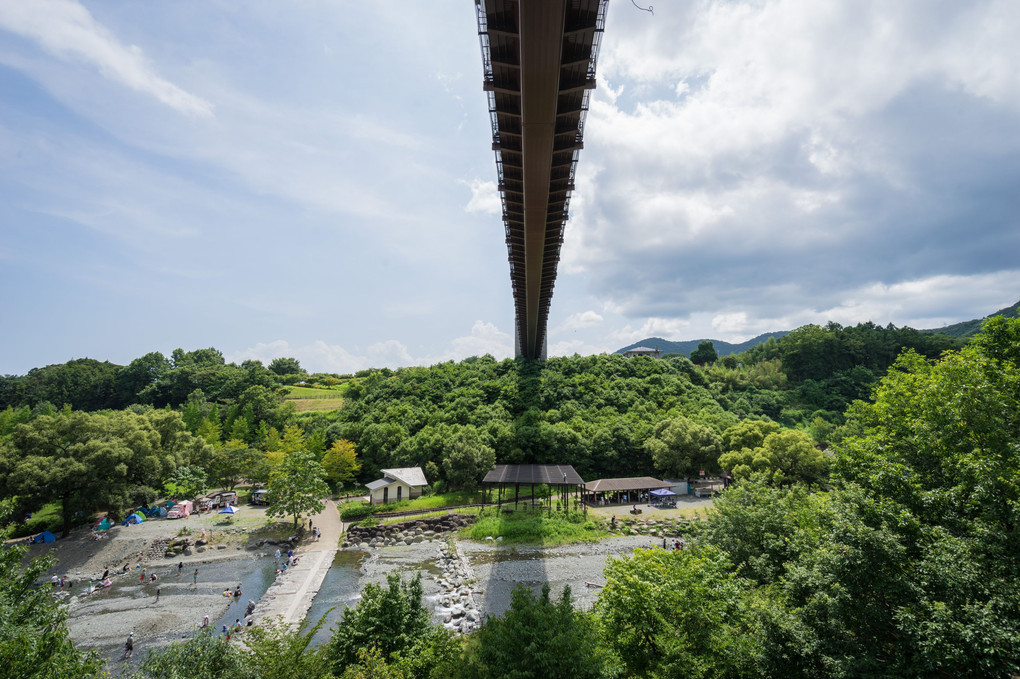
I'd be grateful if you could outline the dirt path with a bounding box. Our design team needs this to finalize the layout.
[252,499,342,626]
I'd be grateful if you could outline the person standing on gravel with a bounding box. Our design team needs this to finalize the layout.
[123,633,134,659]
[193,569,198,586]
[177,562,183,576]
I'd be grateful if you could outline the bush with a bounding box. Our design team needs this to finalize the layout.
[340,504,375,521]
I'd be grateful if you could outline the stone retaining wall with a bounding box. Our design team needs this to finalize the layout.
[342,514,477,549]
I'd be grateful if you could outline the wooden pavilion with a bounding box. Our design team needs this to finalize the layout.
[483,464,585,514]
[583,476,671,506]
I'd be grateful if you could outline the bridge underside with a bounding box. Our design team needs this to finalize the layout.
[476,0,608,360]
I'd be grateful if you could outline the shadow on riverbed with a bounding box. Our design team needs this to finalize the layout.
[305,550,369,647]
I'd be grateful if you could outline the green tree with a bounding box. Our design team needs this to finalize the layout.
[131,630,249,679]
[460,584,608,679]
[0,411,178,535]
[690,340,719,365]
[321,439,361,491]
[441,428,495,490]
[644,416,722,478]
[720,419,780,453]
[595,546,758,678]
[0,500,107,678]
[269,357,303,377]
[266,449,329,529]
[242,617,329,679]
[328,573,432,673]
[719,429,828,484]
[163,465,208,500]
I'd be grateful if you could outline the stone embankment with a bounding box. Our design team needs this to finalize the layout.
[341,514,477,549]
[433,541,482,634]
[605,517,692,539]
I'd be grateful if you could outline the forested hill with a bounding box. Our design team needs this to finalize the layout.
[616,331,789,358]
[920,298,1020,338]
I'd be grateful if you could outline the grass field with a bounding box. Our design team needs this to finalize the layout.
[373,490,489,513]
[377,507,484,525]
[285,385,345,398]
[284,385,345,412]
[464,508,609,546]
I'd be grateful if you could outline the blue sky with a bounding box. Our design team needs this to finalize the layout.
[1,0,1018,375]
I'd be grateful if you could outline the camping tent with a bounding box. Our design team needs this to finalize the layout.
[123,513,145,525]
[33,531,56,543]
[93,517,111,531]
[218,505,238,514]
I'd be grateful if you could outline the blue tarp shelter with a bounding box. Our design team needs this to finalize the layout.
[33,531,56,543]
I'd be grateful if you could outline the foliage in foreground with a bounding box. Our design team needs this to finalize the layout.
[598,317,1020,678]
[460,584,613,679]
[0,500,107,679]
[327,572,458,679]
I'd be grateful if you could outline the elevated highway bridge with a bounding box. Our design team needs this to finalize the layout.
[475,0,609,359]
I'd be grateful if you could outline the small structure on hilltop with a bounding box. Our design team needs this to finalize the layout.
[584,476,672,506]
[482,464,586,514]
[366,467,428,505]
[622,346,661,359]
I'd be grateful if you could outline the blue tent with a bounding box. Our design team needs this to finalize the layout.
[33,531,56,543]
[218,505,238,514]
[122,513,145,526]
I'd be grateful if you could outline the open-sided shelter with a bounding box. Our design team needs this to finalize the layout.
[483,464,585,513]
[584,476,671,506]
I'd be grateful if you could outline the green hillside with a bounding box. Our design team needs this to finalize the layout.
[616,331,790,358]
[920,298,1020,338]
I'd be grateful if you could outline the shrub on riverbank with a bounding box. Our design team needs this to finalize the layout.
[464,509,607,545]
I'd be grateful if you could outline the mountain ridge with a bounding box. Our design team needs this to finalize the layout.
[615,331,790,358]
[615,298,1019,357]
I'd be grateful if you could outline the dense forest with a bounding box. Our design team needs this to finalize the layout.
[0,322,965,494]
[3,316,1018,678]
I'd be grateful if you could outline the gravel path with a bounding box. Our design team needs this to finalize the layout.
[252,499,342,625]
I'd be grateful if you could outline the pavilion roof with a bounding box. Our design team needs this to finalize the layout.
[584,477,671,492]
[483,464,584,486]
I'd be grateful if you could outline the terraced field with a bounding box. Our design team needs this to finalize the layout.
[284,385,345,412]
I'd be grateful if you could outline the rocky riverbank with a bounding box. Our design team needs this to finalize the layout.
[433,541,482,634]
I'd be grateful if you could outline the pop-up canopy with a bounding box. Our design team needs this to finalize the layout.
[650,488,676,497]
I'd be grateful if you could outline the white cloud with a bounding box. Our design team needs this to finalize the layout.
[548,338,610,357]
[556,310,604,332]
[445,321,513,360]
[462,178,502,215]
[0,0,213,117]
[226,321,515,376]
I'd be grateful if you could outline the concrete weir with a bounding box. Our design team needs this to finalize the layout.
[251,501,341,626]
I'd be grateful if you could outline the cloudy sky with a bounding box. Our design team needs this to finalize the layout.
[1,0,1017,375]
